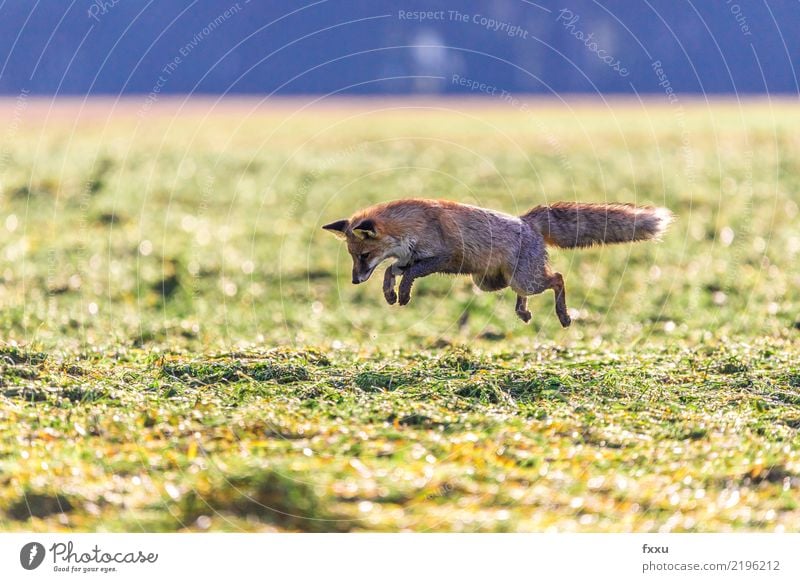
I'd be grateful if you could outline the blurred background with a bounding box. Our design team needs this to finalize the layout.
[0,1,798,350]
[0,0,798,97]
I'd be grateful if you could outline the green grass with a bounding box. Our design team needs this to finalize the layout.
[1,99,799,531]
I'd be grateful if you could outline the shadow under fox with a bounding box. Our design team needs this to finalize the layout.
[323,199,673,327]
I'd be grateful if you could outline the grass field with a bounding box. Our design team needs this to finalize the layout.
[1,98,799,532]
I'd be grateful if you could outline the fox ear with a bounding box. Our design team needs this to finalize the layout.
[322,219,349,239]
[352,218,378,240]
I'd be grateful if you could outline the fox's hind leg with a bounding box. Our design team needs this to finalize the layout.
[510,266,571,327]
[515,295,532,323]
[548,272,571,328]
[512,273,570,327]
[510,227,571,327]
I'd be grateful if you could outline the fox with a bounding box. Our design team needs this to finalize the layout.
[322,199,672,327]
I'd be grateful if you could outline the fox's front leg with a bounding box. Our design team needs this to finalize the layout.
[397,256,447,306]
[383,264,408,305]
[383,266,398,305]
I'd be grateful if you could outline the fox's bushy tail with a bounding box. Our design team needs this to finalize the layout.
[522,202,673,249]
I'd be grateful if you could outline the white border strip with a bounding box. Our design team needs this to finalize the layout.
[1,533,797,581]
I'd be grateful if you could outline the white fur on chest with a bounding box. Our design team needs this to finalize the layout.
[370,236,416,272]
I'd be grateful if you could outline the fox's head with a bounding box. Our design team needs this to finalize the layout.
[322,216,402,284]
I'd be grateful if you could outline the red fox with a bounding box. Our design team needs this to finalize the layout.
[323,199,672,327]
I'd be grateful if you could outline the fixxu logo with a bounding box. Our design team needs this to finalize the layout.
[20,542,46,570]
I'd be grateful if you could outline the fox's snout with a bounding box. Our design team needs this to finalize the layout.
[352,264,375,285]
[350,251,379,285]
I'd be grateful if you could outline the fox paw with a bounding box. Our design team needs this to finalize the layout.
[384,290,397,305]
[398,292,411,306]
[558,314,572,328]
[516,310,532,324]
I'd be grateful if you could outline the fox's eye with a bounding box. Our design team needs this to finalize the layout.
[359,253,369,262]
